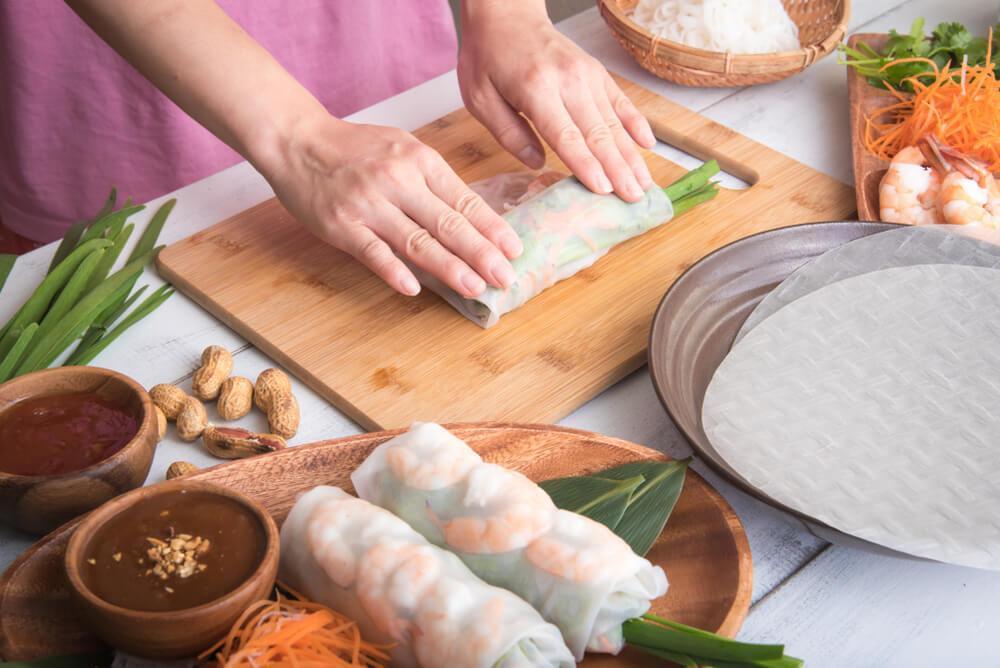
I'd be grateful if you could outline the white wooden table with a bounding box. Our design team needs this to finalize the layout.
[3,2,998,665]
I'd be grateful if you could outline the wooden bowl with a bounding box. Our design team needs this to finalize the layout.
[64,480,279,659]
[0,367,158,534]
[598,0,850,87]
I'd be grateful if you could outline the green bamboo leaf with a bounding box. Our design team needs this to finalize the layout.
[0,254,15,295]
[597,459,690,557]
[0,323,38,383]
[0,649,113,667]
[128,198,174,262]
[14,252,151,375]
[67,285,173,366]
[540,474,644,531]
[0,238,113,351]
[85,223,133,292]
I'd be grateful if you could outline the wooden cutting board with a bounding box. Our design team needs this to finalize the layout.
[847,33,893,222]
[0,424,751,664]
[157,75,856,430]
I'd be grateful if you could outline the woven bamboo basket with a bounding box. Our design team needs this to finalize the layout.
[598,0,850,87]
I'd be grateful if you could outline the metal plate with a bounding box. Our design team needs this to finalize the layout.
[648,221,898,548]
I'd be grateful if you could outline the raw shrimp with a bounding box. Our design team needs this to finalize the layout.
[937,152,1000,229]
[429,464,556,554]
[879,145,943,225]
[524,510,635,583]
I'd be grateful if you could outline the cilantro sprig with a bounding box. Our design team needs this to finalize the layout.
[840,17,1000,92]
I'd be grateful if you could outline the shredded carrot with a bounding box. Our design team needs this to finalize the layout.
[863,34,1000,173]
[199,584,393,667]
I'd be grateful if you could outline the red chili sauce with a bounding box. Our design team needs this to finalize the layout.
[0,391,138,476]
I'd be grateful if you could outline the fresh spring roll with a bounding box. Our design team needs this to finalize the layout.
[279,486,575,668]
[416,174,674,328]
[351,422,669,660]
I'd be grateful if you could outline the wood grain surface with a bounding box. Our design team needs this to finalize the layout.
[156,75,856,431]
[0,423,751,664]
[847,33,893,222]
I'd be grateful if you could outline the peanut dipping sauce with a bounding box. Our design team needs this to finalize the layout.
[81,489,265,612]
[0,391,138,476]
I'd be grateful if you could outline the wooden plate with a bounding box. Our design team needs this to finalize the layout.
[0,423,751,664]
[847,33,894,222]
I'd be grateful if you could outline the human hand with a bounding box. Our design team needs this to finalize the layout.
[262,116,522,297]
[458,1,657,202]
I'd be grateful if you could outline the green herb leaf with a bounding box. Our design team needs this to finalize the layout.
[624,618,786,663]
[13,251,151,376]
[128,198,174,263]
[0,323,38,384]
[0,254,15,295]
[540,474,644,530]
[596,459,690,557]
[84,223,133,293]
[47,221,86,275]
[0,238,113,354]
[67,285,174,366]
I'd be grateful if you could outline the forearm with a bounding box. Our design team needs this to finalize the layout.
[66,0,329,175]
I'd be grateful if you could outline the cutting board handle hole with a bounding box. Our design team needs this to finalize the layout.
[651,141,753,191]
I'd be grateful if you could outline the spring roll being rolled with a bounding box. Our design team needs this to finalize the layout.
[280,486,575,668]
[351,423,669,660]
[416,174,674,328]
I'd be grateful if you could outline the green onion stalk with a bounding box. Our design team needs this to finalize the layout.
[0,191,176,383]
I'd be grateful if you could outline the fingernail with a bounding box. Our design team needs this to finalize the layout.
[641,123,656,148]
[401,275,421,296]
[596,173,613,194]
[637,163,654,190]
[518,146,544,168]
[501,231,523,258]
[626,180,644,200]
[462,272,486,296]
[491,260,517,288]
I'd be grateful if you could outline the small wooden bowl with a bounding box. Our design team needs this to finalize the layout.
[64,480,280,659]
[598,0,850,87]
[0,367,158,534]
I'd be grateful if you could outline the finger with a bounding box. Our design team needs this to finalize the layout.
[561,85,643,201]
[368,202,488,299]
[466,81,546,169]
[592,83,654,191]
[421,154,523,260]
[605,75,655,149]
[339,224,421,297]
[400,183,516,290]
[526,97,611,196]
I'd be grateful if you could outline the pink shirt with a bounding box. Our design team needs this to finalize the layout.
[0,1,458,243]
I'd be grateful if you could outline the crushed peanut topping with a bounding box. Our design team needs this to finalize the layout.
[143,533,211,588]
[86,558,96,565]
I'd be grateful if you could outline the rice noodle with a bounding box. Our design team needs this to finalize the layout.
[631,0,800,54]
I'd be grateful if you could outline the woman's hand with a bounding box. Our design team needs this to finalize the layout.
[263,115,522,298]
[458,1,657,202]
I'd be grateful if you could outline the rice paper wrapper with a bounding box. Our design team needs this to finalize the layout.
[704,264,1000,569]
[280,485,575,668]
[416,174,674,328]
[736,225,1000,343]
[352,422,669,659]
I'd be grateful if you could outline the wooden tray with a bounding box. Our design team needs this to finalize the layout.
[0,424,752,664]
[848,33,894,221]
[156,74,856,431]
